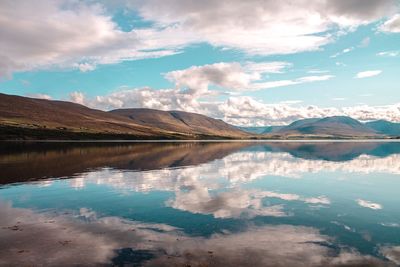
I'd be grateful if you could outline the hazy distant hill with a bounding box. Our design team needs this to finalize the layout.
[238,125,284,134]
[110,108,247,138]
[240,117,400,138]
[267,116,380,138]
[365,120,400,136]
[0,93,248,139]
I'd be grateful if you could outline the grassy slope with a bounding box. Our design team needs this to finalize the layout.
[0,93,249,139]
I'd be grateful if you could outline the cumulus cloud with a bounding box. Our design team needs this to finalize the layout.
[379,14,400,32]
[1,0,398,77]
[69,91,86,105]
[164,62,329,93]
[131,0,398,55]
[0,0,180,78]
[355,70,382,79]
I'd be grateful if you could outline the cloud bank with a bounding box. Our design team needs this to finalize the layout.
[0,0,399,77]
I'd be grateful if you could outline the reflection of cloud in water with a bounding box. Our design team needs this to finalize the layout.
[356,199,383,210]
[69,151,400,192]
[62,150,399,218]
[68,167,330,218]
[0,203,392,267]
[166,188,287,218]
[218,152,400,179]
[166,188,330,218]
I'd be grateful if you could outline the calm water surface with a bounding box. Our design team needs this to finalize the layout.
[0,141,400,266]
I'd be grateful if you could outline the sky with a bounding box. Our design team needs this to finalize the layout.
[0,0,399,126]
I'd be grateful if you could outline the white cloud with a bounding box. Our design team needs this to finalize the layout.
[26,93,52,100]
[217,97,400,126]
[244,61,292,74]
[167,62,333,92]
[356,199,383,210]
[355,70,382,78]
[131,0,398,56]
[71,61,335,113]
[1,0,398,77]
[307,69,330,74]
[377,50,400,57]
[330,47,354,58]
[69,91,86,105]
[0,0,180,78]
[166,62,257,93]
[379,13,400,32]
[74,63,96,72]
[335,62,347,67]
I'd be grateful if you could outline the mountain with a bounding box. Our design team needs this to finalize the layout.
[110,108,247,138]
[0,93,248,139]
[267,116,380,138]
[365,120,400,136]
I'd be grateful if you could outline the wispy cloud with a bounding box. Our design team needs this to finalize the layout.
[377,51,400,57]
[330,47,354,58]
[355,70,382,79]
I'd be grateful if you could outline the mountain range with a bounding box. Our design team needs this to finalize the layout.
[0,93,399,139]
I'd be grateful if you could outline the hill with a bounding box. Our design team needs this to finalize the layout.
[0,93,248,139]
[365,120,400,136]
[110,108,247,138]
[265,116,381,138]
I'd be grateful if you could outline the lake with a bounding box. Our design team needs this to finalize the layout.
[0,141,400,266]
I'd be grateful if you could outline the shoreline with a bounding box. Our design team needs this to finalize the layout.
[1,139,399,143]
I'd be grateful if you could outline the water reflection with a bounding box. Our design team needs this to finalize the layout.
[0,203,393,267]
[0,141,400,266]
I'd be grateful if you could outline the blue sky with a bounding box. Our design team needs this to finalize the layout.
[0,0,399,125]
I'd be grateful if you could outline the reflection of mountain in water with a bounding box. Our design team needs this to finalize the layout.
[1,141,400,184]
[246,142,400,161]
[1,142,400,266]
[0,142,249,184]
